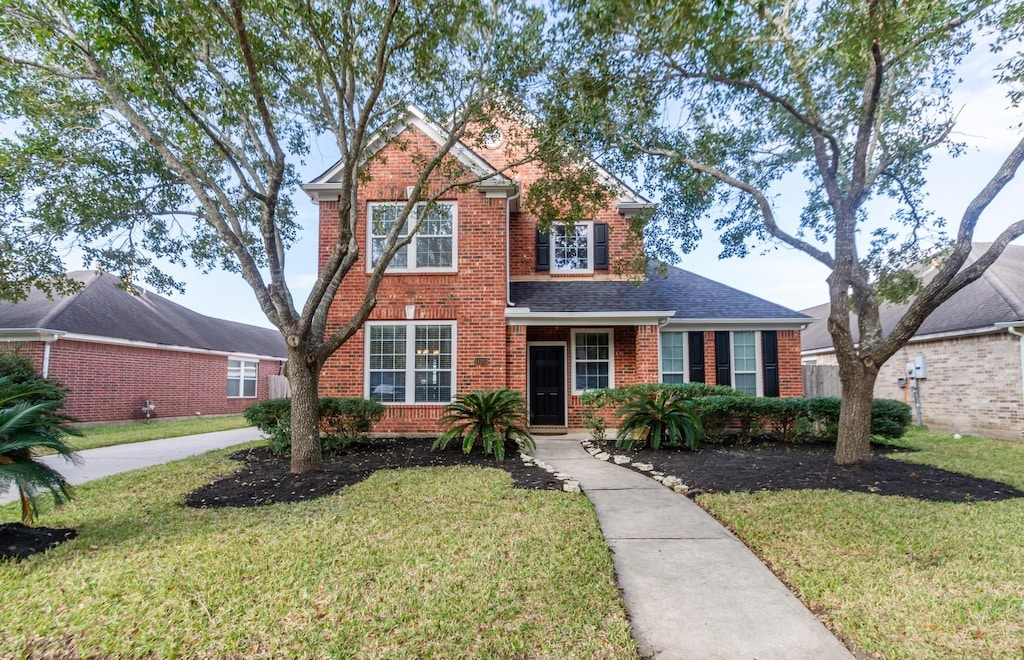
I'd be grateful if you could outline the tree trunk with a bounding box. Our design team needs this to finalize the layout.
[834,360,879,465]
[287,348,323,473]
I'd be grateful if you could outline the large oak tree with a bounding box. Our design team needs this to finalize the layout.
[546,0,1024,463]
[0,0,546,472]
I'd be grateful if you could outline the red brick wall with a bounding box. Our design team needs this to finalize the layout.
[319,127,510,434]
[2,340,284,423]
[778,330,803,397]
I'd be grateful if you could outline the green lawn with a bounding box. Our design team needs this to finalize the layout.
[67,415,250,451]
[698,428,1024,659]
[0,449,637,658]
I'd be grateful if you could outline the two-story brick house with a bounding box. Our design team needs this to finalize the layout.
[305,108,808,433]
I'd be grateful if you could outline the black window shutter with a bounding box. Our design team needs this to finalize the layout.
[688,331,705,383]
[594,223,609,270]
[535,228,549,271]
[714,331,731,387]
[762,330,780,397]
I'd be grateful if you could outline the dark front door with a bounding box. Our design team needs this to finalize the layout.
[529,345,566,426]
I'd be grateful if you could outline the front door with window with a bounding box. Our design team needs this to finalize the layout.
[529,345,565,426]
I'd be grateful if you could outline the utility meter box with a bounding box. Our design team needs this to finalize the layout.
[913,356,927,379]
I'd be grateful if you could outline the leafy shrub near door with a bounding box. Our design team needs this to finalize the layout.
[245,397,385,456]
[615,388,704,451]
[433,389,534,460]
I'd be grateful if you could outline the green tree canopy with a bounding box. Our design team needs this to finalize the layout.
[546,0,1024,463]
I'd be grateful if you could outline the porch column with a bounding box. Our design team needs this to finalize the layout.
[505,325,527,394]
[636,324,660,384]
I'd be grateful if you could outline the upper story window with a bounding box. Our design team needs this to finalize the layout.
[368,201,456,272]
[552,222,593,273]
[536,222,609,273]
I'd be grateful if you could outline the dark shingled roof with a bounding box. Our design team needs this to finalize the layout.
[0,271,288,358]
[511,264,808,321]
[802,243,1024,351]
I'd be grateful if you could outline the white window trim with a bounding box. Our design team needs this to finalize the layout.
[551,221,594,274]
[366,201,458,273]
[658,330,689,384]
[227,357,258,399]
[363,321,457,405]
[570,328,614,395]
[731,330,762,396]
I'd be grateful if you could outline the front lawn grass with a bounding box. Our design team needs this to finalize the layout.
[699,428,1024,659]
[0,449,636,658]
[67,415,250,452]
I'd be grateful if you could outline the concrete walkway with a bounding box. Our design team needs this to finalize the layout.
[531,434,853,660]
[0,427,263,505]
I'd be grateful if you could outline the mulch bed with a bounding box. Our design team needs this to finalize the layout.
[1,523,77,562]
[185,437,563,508]
[616,441,1024,503]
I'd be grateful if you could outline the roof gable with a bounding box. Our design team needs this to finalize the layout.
[0,271,287,358]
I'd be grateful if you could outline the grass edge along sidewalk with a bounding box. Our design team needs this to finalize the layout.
[698,428,1024,659]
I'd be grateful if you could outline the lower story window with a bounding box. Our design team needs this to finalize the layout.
[732,331,758,395]
[572,330,612,392]
[368,322,454,403]
[660,331,686,384]
[227,359,257,398]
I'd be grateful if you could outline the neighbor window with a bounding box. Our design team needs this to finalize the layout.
[572,329,612,392]
[367,322,455,403]
[660,331,686,384]
[732,331,758,395]
[227,359,257,398]
[551,222,592,273]
[368,201,456,272]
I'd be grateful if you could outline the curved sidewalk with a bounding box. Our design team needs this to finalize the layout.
[0,427,263,505]
[530,434,853,660]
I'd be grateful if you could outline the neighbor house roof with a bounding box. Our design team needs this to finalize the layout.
[508,264,809,326]
[802,243,1024,352]
[0,271,288,359]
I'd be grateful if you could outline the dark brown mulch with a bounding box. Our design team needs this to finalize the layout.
[1,523,78,562]
[618,441,1024,503]
[185,437,563,508]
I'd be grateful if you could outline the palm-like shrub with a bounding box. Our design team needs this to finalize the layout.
[0,378,80,524]
[433,390,535,460]
[615,388,703,451]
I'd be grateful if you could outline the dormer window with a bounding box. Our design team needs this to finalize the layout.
[368,201,457,272]
[535,222,609,273]
[552,223,592,273]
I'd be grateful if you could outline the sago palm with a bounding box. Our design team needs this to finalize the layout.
[0,379,80,524]
[615,388,704,451]
[433,390,534,460]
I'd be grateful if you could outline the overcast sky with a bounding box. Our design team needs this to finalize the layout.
[79,45,1024,331]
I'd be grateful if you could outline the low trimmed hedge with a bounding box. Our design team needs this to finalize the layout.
[581,385,912,446]
[244,397,386,456]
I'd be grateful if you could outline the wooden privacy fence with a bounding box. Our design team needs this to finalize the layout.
[268,374,291,399]
[802,364,841,398]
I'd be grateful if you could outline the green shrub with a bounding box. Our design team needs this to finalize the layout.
[614,388,703,451]
[803,397,912,442]
[758,397,809,443]
[0,377,80,524]
[0,351,68,409]
[433,389,534,460]
[244,397,386,456]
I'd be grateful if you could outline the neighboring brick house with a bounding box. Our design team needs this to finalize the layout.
[306,107,809,433]
[802,243,1024,441]
[0,270,287,423]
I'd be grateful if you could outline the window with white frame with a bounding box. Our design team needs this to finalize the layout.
[732,331,758,395]
[572,329,612,392]
[368,201,456,271]
[367,322,454,403]
[227,358,257,398]
[660,331,686,384]
[551,222,592,273]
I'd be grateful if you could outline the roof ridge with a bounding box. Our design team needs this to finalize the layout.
[37,270,101,327]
